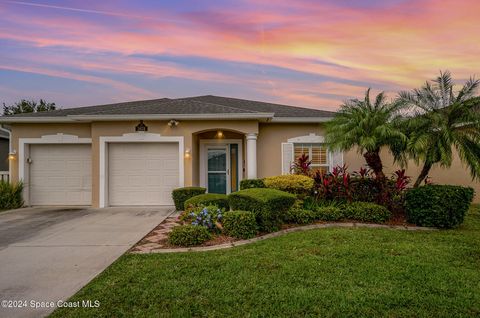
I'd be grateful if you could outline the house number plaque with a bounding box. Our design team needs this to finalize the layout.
[135,120,148,132]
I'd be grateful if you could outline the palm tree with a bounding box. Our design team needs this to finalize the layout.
[325,89,406,183]
[397,71,480,187]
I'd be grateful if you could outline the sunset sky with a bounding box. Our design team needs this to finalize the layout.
[0,0,479,111]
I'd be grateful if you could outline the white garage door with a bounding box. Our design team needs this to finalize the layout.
[108,143,179,206]
[29,144,92,205]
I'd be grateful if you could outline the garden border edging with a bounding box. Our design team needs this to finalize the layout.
[131,222,435,254]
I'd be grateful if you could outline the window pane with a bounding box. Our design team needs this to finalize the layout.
[208,173,226,194]
[230,144,238,192]
[311,145,327,165]
[208,148,226,171]
[294,143,328,165]
[294,144,308,159]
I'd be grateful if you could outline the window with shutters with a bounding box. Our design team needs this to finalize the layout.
[293,143,329,173]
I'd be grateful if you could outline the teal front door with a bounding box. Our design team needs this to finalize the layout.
[207,146,228,194]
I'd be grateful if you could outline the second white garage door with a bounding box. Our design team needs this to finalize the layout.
[108,143,179,206]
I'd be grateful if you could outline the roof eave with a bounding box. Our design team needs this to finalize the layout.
[270,117,334,123]
[0,112,276,123]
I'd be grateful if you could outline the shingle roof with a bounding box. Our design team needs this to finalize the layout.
[3,95,335,119]
[182,95,336,117]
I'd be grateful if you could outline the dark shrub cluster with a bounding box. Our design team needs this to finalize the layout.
[228,188,296,232]
[405,185,474,228]
[222,211,258,239]
[240,179,265,190]
[0,181,23,210]
[171,187,206,210]
[168,225,211,247]
[184,193,229,210]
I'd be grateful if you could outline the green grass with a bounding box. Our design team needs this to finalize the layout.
[51,206,480,318]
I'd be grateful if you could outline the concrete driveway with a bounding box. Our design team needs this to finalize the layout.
[0,206,173,318]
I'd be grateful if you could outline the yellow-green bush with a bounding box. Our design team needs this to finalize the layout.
[263,175,314,197]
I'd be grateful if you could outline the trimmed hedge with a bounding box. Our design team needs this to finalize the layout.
[240,179,265,190]
[344,202,391,223]
[172,187,206,210]
[284,208,316,224]
[184,193,229,210]
[228,188,296,232]
[316,206,344,221]
[168,225,212,247]
[263,175,314,197]
[222,211,258,239]
[0,181,23,210]
[405,185,474,228]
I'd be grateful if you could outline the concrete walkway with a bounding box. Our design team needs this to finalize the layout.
[0,206,173,318]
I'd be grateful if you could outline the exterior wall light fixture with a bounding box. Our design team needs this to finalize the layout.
[168,119,179,127]
[8,150,16,161]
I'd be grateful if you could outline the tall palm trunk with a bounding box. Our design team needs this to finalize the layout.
[364,150,388,204]
[363,150,386,181]
[413,162,432,188]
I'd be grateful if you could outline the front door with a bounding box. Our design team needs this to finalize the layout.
[206,144,240,194]
[207,146,228,194]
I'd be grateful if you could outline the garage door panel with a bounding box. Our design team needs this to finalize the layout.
[30,144,92,206]
[108,143,179,206]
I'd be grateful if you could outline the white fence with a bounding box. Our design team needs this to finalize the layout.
[0,171,9,182]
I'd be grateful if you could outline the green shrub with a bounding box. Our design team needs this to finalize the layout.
[222,211,258,239]
[284,208,316,224]
[228,188,296,232]
[316,206,344,221]
[240,179,265,190]
[263,175,314,197]
[172,187,206,210]
[405,185,474,228]
[184,193,229,210]
[0,181,23,210]
[344,202,391,223]
[168,225,212,247]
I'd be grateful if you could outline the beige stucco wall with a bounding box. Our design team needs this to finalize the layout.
[9,120,479,206]
[10,120,258,207]
[257,123,325,178]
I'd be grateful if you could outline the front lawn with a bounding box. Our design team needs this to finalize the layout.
[51,206,480,317]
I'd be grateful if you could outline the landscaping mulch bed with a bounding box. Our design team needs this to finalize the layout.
[131,211,413,253]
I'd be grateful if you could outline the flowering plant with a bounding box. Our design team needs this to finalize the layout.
[181,205,223,232]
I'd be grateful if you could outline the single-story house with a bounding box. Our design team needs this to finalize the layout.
[0,95,478,207]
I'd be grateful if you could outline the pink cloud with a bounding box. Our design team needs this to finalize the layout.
[1,0,479,108]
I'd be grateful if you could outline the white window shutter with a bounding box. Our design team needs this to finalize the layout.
[330,150,344,171]
[281,142,294,175]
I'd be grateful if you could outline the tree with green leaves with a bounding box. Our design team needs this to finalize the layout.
[3,99,56,116]
[325,89,406,183]
[397,71,480,187]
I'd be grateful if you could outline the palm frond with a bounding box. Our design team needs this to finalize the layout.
[456,77,480,103]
